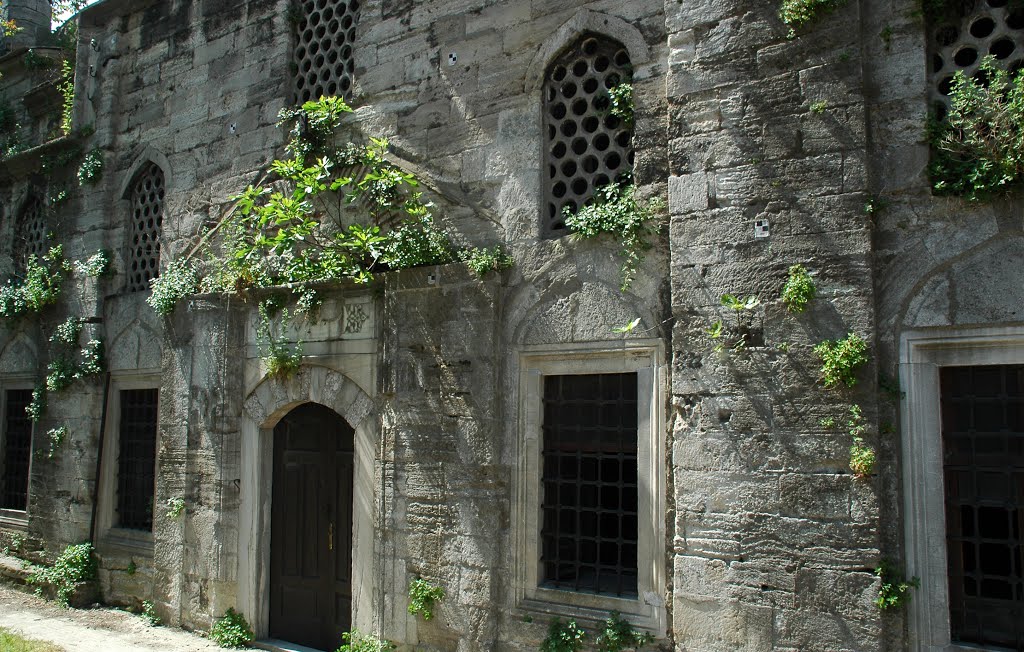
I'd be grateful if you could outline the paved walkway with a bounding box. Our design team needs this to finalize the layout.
[0,583,225,652]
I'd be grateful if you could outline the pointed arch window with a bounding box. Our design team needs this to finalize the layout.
[543,35,635,236]
[14,194,49,276]
[126,163,164,293]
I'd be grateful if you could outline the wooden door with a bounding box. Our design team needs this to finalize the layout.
[270,403,354,651]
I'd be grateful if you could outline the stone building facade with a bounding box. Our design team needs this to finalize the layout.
[0,0,1022,651]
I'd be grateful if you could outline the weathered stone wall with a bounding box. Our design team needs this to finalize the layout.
[665,1,883,650]
[6,0,1020,649]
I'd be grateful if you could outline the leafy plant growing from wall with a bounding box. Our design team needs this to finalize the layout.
[407,577,444,620]
[595,612,654,652]
[166,497,185,520]
[44,426,68,459]
[147,259,200,316]
[875,561,919,610]
[76,148,103,186]
[563,182,665,291]
[929,56,1024,201]
[781,264,816,313]
[846,404,875,478]
[0,246,71,320]
[26,542,97,608]
[209,608,254,648]
[813,332,869,388]
[256,301,303,380]
[541,618,587,652]
[606,83,634,127]
[336,631,396,652]
[779,0,849,36]
[141,600,162,626]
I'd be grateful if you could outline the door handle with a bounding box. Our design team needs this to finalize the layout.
[329,522,334,551]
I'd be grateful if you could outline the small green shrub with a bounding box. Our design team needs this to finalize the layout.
[26,542,97,608]
[147,259,200,316]
[563,183,665,291]
[166,497,185,520]
[141,600,162,627]
[875,561,919,610]
[26,385,46,422]
[45,426,68,459]
[541,618,587,652]
[606,83,634,127]
[595,612,654,652]
[779,0,848,35]
[74,251,110,278]
[0,246,71,320]
[930,56,1024,201]
[847,404,875,478]
[256,301,303,379]
[459,246,514,277]
[781,264,816,313]
[2,532,25,556]
[810,100,828,114]
[335,631,396,652]
[381,216,458,272]
[850,439,876,478]
[50,317,83,345]
[814,332,869,388]
[407,577,444,621]
[209,608,254,649]
[77,148,103,186]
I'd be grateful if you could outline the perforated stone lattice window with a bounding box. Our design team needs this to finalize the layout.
[543,35,635,236]
[293,0,361,104]
[929,0,1024,115]
[126,164,164,293]
[15,195,48,274]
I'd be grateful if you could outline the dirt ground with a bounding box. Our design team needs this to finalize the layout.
[0,583,226,652]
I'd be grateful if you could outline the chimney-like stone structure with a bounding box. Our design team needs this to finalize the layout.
[1,0,52,51]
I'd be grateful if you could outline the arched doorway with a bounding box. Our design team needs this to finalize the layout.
[269,402,353,650]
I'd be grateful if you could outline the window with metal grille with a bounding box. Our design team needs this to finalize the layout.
[0,389,33,512]
[126,164,164,293]
[292,0,360,104]
[15,195,48,276]
[116,388,158,531]
[928,0,1024,119]
[941,364,1024,650]
[540,372,639,597]
[542,35,634,236]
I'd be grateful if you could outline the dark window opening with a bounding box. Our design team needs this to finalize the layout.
[126,164,164,293]
[941,364,1024,650]
[540,372,639,597]
[1,389,33,511]
[116,388,158,531]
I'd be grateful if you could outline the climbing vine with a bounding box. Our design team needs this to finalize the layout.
[155,96,511,318]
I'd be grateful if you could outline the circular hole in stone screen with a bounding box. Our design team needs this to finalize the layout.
[551,102,567,120]
[582,116,600,133]
[954,47,978,67]
[572,60,588,77]
[551,65,567,82]
[593,133,610,151]
[560,120,578,137]
[970,16,996,38]
[933,54,945,73]
[571,137,588,155]
[990,38,1016,59]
